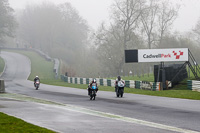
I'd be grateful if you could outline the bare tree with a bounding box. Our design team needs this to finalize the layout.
[140,0,179,49]
[16,2,90,77]
[140,0,159,49]
[94,23,122,76]
[0,0,17,45]
[111,0,143,74]
[93,0,147,76]
[157,0,179,47]
[112,0,143,49]
[193,17,200,43]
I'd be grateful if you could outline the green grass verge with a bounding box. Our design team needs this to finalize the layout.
[1,50,56,132]
[0,112,55,133]
[109,69,199,82]
[6,50,55,80]
[4,49,200,100]
[115,74,154,82]
[42,79,200,100]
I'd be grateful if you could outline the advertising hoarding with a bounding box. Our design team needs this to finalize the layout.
[138,48,188,62]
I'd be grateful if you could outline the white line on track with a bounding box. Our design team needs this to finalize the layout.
[2,93,200,133]
[56,104,200,133]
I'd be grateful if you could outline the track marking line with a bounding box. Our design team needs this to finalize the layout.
[1,93,200,133]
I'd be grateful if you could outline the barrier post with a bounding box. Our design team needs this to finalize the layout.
[0,80,5,93]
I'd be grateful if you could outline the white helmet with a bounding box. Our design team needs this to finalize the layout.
[36,76,39,78]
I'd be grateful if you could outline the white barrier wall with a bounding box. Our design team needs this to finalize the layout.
[111,79,115,87]
[140,82,152,90]
[89,78,93,83]
[103,79,107,86]
[61,75,161,91]
[83,78,86,84]
[96,78,100,85]
[77,78,80,84]
[156,82,160,91]
[192,80,200,92]
[130,80,135,88]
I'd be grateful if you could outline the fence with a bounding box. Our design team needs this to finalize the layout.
[60,75,161,91]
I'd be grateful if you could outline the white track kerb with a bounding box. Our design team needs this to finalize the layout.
[2,93,200,133]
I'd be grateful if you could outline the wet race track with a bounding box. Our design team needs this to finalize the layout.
[0,51,200,133]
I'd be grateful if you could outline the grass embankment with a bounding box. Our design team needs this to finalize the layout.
[0,112,55,133]
[10,50,55,80]
[7,50,200,100]
[122,74,154,82]
[0,50,55,133]
[1,50,200,132]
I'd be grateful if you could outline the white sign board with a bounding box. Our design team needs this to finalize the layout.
[138,48,188,62]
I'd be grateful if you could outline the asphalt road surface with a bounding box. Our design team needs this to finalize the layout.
[0,51,200,133]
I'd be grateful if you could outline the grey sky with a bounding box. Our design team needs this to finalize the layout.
[8,0,200,32]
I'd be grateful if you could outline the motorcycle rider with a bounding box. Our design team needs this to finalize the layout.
[34,76,40,87]
[88,79,98,95]
[115,76,125,92]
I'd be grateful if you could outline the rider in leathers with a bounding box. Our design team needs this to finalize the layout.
[115,76,125,92]
[88,79,98,95]
[34,76,40,87]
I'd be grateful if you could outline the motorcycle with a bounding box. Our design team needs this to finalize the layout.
[89,83,97,100]
[35,79,40,90]
[116,81,125,97]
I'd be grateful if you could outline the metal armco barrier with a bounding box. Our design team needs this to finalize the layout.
[60,75,161,91]
[0,80,5,93]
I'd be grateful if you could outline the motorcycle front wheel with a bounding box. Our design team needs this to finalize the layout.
[116,91,119,97]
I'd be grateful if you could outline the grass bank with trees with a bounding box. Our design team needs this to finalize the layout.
[0,51,56,133]
[0,50,200,132]
[8,50,200,100]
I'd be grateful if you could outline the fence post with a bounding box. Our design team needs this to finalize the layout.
[187,80,192,90]
[100,79,103,86]
[107,79,111,86]
[86,78,89,84]
[153,82,156,91]
[0,80,5,93]
[125,80,130,88]
[75,78,77,84]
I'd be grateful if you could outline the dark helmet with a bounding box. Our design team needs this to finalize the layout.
[117,76,121,81]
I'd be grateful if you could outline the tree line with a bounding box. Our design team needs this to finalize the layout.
[1,0,200,78]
